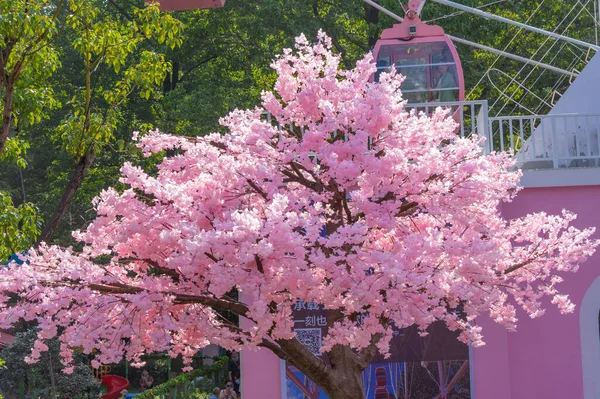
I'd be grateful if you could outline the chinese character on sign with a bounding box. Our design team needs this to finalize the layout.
[294,300,307,311]
[306,300,320,311]
[305,316,316,326]
[316,315,327,326]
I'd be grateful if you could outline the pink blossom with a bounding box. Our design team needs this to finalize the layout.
[0,32,596,370]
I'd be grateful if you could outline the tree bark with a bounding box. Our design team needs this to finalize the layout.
[276,337,370,399]
[0,80,15,156]
[37,150,96,244]
[324,345,367,399]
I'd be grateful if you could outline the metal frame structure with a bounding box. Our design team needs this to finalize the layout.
[429,0,599,51]
[362,0,580,77]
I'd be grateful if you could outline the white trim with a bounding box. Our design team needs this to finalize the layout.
[520,168,600,188]
[581,275,600,399]
[280,359,287,399]
[469,345,475,399]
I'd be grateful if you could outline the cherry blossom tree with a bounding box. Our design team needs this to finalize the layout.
[0,32,597,399]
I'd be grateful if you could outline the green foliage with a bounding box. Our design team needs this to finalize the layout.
[55,0,183,161]
[180,371,229,398]
[158,0,370,136]
[0,193,40,261]
[136,356,228,399]
[0,0,62,131]
[0,0,186,245]
[0,329,101,399]
[0,138,29,168]
[0,358,3,399]
[181,390,211,399]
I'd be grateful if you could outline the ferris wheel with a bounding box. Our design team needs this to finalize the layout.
[151,0,599,118]
[364,0,599,117]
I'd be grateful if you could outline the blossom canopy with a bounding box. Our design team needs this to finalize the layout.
[0,32,596,375]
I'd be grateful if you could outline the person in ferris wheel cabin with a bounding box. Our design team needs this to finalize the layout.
[435,63,456,102]
[433,48,457,102]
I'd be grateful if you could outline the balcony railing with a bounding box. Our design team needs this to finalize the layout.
[406,101,600,170]
[488,113,600,170]
[405,100,489,140]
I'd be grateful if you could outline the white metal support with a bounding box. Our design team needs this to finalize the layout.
[416,0,427,15]
[361,0,578,77]
[450,36,576,77]
[430,0,600,51]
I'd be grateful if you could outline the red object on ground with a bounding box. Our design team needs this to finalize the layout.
[101,375,130,399]
[0,330,15,349]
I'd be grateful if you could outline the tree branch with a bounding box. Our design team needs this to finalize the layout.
[254,255,265,274]
[502,259,535,275]
[85,282,254,320]
[281,169,324,193]
[119,257,180,282]
[246,179,268,200]
[357,333,382,368]
[275,336,333,389]
[396,201,419,217]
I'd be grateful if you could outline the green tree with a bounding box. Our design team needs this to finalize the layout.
[0,0,62,159]
[37,0,183,243]
[0,0,62,258]
[158,0,373,136]
[0,330,101,399]
[0,193,39,261]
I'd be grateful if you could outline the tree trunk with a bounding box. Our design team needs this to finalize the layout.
[0,80,15,156]
[323,347,366,399]
[37,150,96,244]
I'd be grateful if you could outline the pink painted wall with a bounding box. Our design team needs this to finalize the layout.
[241,347,281,398]
[240,298,282,399]
[473,185,600,399]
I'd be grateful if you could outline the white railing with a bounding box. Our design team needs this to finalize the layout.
[405,100,490,141]
[488,113,600,170]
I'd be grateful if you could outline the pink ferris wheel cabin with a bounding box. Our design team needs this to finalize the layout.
[372,1,464,104]
[148,0,225,11]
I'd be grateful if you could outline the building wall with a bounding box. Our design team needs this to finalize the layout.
[240,307,283,399]
[474,185,600,399]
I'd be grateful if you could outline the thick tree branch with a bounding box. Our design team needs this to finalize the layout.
[357,333,382,368]
[254,255,265,274]
[396,201,419,217]
[85,282,253,320]
[281,169,324,193]
[258,339,294,362]
[275,336,333,389]
[37,150,96,244]
[246,179,268,200]
[126,257,180,282]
